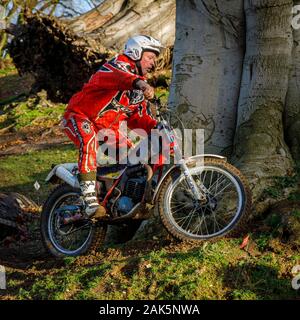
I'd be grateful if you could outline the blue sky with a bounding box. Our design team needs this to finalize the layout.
[2,0,105,21]
[54,0,105,17]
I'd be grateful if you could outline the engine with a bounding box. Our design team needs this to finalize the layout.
[115,177,146,216]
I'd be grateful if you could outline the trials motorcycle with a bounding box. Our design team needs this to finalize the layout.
[40,99,251,257]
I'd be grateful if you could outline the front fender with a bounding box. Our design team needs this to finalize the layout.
[151,154,226,204]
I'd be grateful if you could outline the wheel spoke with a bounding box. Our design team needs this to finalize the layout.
[211,210,225,232]
[49,192,92,254]
[191,217,202,235]
[184,207,198,231]
[165,164,244,240]
[174,207,196,225]
[214,181,233,198]
[199,205,209,235]
[207,175,227,194]
[171,202,192,214]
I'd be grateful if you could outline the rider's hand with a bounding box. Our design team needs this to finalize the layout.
[134,79,155,100]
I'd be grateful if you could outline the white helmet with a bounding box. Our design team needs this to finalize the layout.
[124,35,164,61]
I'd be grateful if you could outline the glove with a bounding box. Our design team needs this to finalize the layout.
[134,79,155,100]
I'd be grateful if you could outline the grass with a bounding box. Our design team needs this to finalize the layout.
[0,57,63,134]
[4,238,298,300]
[291,210,300,218]
[0,144,77,204]
[0,57,33,106]
[0,65,16,76]
[0,58,17,78]
[0,94,66,130]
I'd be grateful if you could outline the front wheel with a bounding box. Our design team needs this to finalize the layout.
[40,183,107,257]
[158,158,252,242]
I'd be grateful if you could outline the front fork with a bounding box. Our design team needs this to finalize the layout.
[165,124,208,202]
[178,159,208,202]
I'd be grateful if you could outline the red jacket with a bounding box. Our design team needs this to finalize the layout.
[64,54,146,122]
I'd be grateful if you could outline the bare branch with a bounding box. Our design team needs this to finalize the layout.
[56,1,83,17]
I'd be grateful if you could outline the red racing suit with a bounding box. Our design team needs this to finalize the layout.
[62,54,158,178]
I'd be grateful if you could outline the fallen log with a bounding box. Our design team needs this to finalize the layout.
[8,11,108,103]
[6,0,175,102]
[0,192,41,243]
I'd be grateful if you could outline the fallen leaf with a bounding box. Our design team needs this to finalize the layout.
[240,234,250,249]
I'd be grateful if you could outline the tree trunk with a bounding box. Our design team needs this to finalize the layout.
[67,0,176,50]
[66,0,127,34]
[285,0,300,161]
[232,0,294,203]
[169,0,297,217]
[169,0,245,154]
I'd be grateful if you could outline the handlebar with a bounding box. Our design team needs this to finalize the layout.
[150,95,186,133]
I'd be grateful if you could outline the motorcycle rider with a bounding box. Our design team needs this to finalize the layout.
[62,35,163,219]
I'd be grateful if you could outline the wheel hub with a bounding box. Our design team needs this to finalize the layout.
[195,194,218,213]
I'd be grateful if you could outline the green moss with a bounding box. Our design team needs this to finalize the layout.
[255,233,273,251]
[265,213,283,230]
[291,210,300,218]
[0,59,17,77]
[262,168,300,200]
[231,289,257,300]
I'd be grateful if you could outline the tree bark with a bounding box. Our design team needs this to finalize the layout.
[169,0,245,154]
[66,0,126,34]
[232,0,294,203]
[285,0,300,161]
[66,0,176,50]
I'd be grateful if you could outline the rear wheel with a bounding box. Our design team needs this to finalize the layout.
[40,183,107,257]
[158,158,251,242]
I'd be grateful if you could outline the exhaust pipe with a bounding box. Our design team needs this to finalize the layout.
[56,166,80,188]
